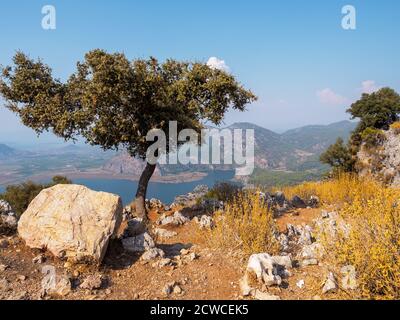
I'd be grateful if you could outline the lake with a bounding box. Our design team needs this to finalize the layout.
[0,170,235,205]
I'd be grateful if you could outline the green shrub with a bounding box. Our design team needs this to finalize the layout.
[361,127,386,148]
[202,181,242,203]
[0,176,71,218]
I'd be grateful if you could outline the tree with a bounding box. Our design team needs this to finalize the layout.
[0,50,256,218]
[347,87,400,135]
[320,138,354,173]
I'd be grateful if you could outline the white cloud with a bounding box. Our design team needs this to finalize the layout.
[360,80,380,94]
[207,57,230,72]
[316,88,348,105]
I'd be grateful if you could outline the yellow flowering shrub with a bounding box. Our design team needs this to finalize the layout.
[283,173,400,299]
[390,121,400,134]
[208,190,280,256]
[280,173,381,207]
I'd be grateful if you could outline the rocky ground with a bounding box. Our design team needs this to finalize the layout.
[0,189,353,300]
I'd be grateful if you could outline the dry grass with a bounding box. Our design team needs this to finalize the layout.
[207,190,280,257]
[283,173,400,299]
[390,121,400,134]
[279,173,381,207]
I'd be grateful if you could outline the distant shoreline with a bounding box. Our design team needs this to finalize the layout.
[0,169,209,187]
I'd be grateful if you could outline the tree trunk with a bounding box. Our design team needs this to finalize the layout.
[132,162,156,219]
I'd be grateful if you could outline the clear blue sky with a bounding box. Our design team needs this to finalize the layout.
[1,0,400,143]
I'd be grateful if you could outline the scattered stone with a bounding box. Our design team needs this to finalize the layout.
[173,285,183,294]
[17,275,26,281]
[80,274,103,290]
[341,265,358,290]
[42,275,72,297]
[32,254,46,264]
[154,228,177,239]
[0,278,9,291]
[308,195,320,208]
[296,279,305,289]
[194,215,215,230]
[141,247,165,260]
[0,239,9,248]
[246,253,293,287]
[122,232,155,253]
[157,258,172,268]
[299,242,323,260]
[159,211,190,226]
[253,290,280,300]
[126,218,146,237]
[291,195,307,209]
[299,259,319,267]
[180,248,190,256]
[18,184,123,263]
[321,210,330,219]
[0,264,9,272]
[322,272,337,294]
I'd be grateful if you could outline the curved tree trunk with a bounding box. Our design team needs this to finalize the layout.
[133,162,156,219]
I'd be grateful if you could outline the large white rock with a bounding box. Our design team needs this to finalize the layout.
[18,184,123,263]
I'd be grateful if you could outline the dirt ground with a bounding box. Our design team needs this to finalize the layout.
[0,207,348,300]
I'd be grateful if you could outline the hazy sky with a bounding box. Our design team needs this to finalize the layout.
[1,0,400,144]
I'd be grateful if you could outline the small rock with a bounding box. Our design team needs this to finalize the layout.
[195,215,215,230]
[299,258,319,267]
[80,274,103,290]
[32,254,46,264]
[341,265,357,290]
[154,228,177,239]
[122,232,155,252]
[322,272,337,294]
[296,279,305,289]
[17,275,26,281]
[157,258,172,268]
[43,276,72,297]
[0,264,9,272]
[291,195,307,209]
[141,248,165,261]
[180,248,190,256]
[173,285,183,294]
[0,278,9,291]
[254,290,280,300]
[0,239,9,248]
[105,288,112,295]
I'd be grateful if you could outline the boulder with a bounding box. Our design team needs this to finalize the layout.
[246,253,292,287]
[122,232,155,252]
[291,195,307,209]
[194,215,215,230]
[322,272,337,294]
[158,211,190,226]
[341,265,357,290]
[80,274,103,290]
[307,195,320,208]
[18,184,123,263]
[154,228,177,239]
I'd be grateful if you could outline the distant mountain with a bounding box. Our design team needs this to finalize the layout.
[103,120,357,175]
[281,120,357,153]
[0,144,16,159]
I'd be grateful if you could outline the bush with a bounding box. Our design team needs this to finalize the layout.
[207,190,280,256]
[325,188,400,299]
[320,137,355,173]
[390,121,400,134]
[202,181,242,203]
[282,174,400,299]
[0,176,71,218]
[360,127,386,148]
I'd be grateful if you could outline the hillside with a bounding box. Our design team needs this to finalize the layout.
[0,144,16,159]
[103,121,357,176]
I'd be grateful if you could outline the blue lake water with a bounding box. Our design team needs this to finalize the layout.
[0,171,235,205]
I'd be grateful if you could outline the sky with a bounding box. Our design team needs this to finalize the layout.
[1,0,400,145]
